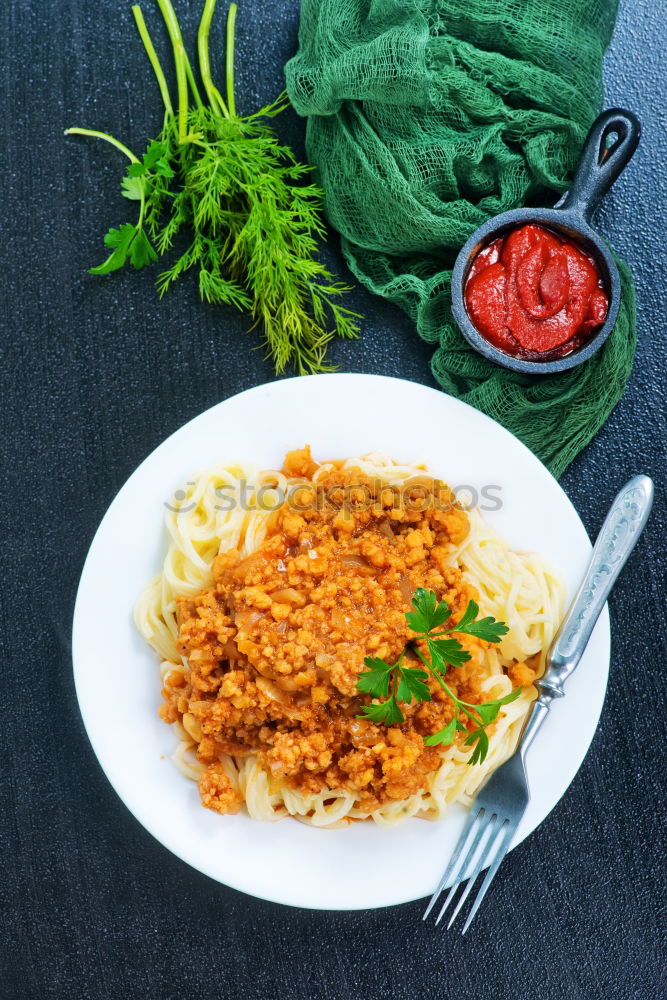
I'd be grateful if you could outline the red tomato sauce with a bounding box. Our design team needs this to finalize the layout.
[464,224,608,360]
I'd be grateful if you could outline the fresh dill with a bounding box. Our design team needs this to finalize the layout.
[66,0,360,374]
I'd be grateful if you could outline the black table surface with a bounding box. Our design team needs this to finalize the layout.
[2,1,665,998]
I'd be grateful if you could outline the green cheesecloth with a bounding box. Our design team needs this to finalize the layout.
[285,0,635,478]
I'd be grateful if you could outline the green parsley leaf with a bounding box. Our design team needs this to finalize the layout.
[396,667,431,705]
[89,223,157,275]
[89,223,137,275]
[455,688,523,763]
[127,161,147,178]
[121,174,145,201]
[154,158,175,178]
[129,227,158,269]
[103,222,136,249]
[123,143,174,198]
[472,702,501,726]
[141,140,164,170]
[472,686,523,726]
[449,600,510,643]
[459,615,510,643]
[406,588,451,634]
[427,637,472,670]
[405,610,430,636]
[449,599,479,633]
[364,656,394,672]
[424,718,457,747]
[140,140,174,177]
[357,697,405,726]
[464,728,490,765]
[356,657,393,699]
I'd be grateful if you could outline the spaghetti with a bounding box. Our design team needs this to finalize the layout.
[135,448,565,826]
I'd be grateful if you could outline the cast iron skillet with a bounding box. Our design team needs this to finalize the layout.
[450,109,641,374]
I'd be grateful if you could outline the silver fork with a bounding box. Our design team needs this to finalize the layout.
[423,474,654,933]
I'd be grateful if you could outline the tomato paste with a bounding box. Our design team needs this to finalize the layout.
[464,224,608,360]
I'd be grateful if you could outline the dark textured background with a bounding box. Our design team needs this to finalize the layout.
[1,1,665,998]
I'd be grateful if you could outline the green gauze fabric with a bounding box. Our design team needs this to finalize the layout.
[285,0,636,478]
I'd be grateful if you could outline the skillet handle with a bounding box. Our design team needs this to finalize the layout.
[557,109,640,223]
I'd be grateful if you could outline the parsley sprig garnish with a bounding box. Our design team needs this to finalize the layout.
[356,588,520,765]
[85,140,174,275]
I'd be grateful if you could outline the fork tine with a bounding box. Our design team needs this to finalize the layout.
[439,815,499,927]
[422,808,485,920]
[460,820,514,934]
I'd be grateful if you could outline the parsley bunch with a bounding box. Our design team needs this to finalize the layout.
[66,0,360,375]
[356,589,521,765]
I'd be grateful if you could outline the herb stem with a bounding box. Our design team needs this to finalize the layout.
[226,2,237,117]
[198,0,229,118]
[64,128,140,163]
[65,129,147,228]
[155,0,192,142]
[132,5,174,116]
[183,52,205,110]
[212,85,229,113]
[410,643,483,725]
[410,644,455,699]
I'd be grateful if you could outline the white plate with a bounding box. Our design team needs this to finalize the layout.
[72,374,609,910]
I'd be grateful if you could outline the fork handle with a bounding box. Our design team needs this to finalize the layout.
[538,474,653,699]
[517,475,653,757]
